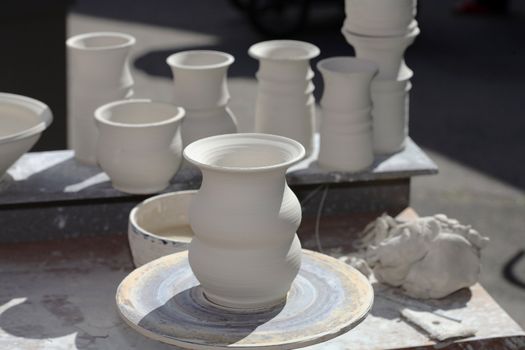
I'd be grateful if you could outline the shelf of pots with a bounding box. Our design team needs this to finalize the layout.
[0,133,436,246]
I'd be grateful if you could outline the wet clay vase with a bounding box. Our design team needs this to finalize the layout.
[166,50,238,148]
[317,57,378,172]
[95,99,185,194]
[249,40,320,156]
[0,93,53,177]
[67,32,135,164]
[184,133,305,310]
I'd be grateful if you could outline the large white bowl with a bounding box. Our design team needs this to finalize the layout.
[0,93,53,177]
[128,190,196,267]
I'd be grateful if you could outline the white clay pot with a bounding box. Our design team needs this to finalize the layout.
[184,133,305,310]
[371,67,413,93]
[166,51,238,147]
[342,26,420,80]
[320,106,372,124]
[317,56,378,112]
[371,82,412,154]
[248,40,320,82]
[0,93,53,177]
[319,119,374,172]
[94,99,185,194]
[67,32,135,164]
[128,190,196,267]
[250,40,319,156]
[344,0,417,37]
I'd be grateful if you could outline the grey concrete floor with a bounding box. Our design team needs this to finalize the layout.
[68,0,525,327]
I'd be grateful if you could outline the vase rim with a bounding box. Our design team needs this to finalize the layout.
[184,133,305,173]
[95,99,185,129]
[248,40,320,61]
[317,56,379,76]
[166,50,235,70]
[0,93,53,145]
[66,32,136,51]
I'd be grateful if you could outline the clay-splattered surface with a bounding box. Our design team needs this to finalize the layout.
[0,234,523,350]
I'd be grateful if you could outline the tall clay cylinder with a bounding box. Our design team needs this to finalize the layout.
[317,57,378,172]
[184,133,305,310]
[166,51,238,148]
[67,32,135,164]
[249,40,320,156]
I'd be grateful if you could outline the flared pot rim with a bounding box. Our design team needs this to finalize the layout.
[166,50,235,71]
[248,40,320,62]
[0,93,53,145]
[66,31,136,51]
[94,99,185,129]
[317,56,379,77]
[184,133,306,173]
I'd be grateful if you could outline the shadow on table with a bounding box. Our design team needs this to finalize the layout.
[138,286,285,347]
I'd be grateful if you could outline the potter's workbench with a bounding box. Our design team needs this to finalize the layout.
[0,225,524,350]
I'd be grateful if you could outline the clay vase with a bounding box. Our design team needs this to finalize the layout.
[0,93,53,177]
[166,50,238,148]
[249,40,320,156]
[317,57,378,172]
[344,0,417,37]
[184,133,305,310]
[67,32,135,164]
[94,99,185,194]
[342,27,420,80]
[371,69,413,154]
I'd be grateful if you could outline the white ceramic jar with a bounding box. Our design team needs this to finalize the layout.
[344,0,417,37]
[128,190,196,267]
[166,50,238,147]
[0,93,53,177]
[249,40,320,156]
[342,26,420,80]
[317,57,378,172]
[184,133,305,310]
[67,32,135,164]
[371,78,413,154]
[94,99,185,194]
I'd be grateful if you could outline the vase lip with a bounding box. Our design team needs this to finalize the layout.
[94,99,185,129]
[317,56,379,77]
[166,50,235,71]
[248,40,320,61]
[0,93,53,145]
[184,133,306,173]
[66,32,136,51]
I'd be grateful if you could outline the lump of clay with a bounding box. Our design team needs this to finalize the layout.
[357,214,489,299]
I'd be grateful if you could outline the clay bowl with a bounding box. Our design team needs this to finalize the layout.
[128,190,196,267]
[0,93,53,178]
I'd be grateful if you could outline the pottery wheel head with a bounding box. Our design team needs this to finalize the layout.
[116,250,373,350]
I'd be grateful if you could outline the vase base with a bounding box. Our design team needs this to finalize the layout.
[112,182,169,195]
[116,249,373,350]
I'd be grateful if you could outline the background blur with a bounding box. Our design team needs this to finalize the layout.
[2,0,524,326]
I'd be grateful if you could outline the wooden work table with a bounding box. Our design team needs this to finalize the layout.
[0,228,523,350]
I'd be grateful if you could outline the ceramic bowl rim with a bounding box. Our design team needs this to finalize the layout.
[317,56,379,76]
[129,190,197,243]
[66,32,136,51]
[0,93,53,145]
[184,133,306,173]
[166,50,235,70]
[248,40,320,61]
[94,99,185,129]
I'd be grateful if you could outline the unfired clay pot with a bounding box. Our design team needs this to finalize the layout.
[128,190,196,267]
[166,51,238,148]
[0,93,53,177]
[67,32,135,164]
[184,133,305,310]
[95,99,185,194]
[249,40,320,156]
[317,57,378,172]
[342,26,420,80]
[344,0,417,37]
